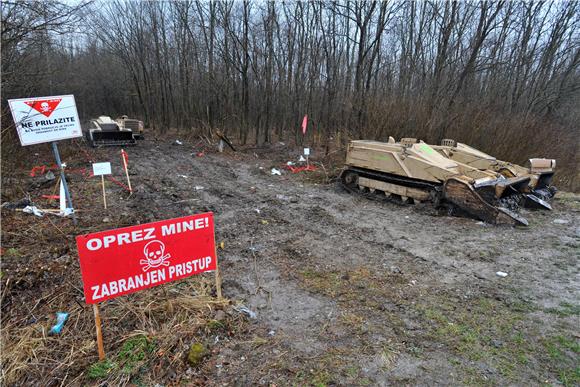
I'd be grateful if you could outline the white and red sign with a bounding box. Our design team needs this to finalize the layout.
[8,95,82,146]
[76,213,217,304]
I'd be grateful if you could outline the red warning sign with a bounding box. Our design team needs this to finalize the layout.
[76,213,217,304]
[24,98,62,117]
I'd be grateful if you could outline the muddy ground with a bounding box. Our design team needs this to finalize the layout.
[1,137,579,386]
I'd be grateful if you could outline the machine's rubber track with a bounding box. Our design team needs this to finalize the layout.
[339,166,441,204]
[340,166,528,226]
[342,167,440,190]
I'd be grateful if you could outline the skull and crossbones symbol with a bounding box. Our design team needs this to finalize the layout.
[140,240,171,272]
[40,102,50,112]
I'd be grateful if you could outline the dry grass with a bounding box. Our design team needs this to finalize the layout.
[0,275,232,386]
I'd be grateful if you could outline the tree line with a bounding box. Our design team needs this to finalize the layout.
[1,1,579,188]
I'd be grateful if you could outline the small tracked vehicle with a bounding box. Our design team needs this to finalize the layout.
[341,138,532,226]
[86,116,137,147]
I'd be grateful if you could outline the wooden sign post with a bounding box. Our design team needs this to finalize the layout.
[121,149,132,194]
[101,176,107,209]
[92,304,105,360]
[92,162,112,209]
[214,240,223,299]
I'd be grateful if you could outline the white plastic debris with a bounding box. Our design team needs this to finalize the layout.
[552,219,569,224]
[194,186,204,191]
[496,271,508,277]
[234,305,257,319]
[175,140,183,145]
[22,206,44,217]
[298,155,306,162]
[268,330,276,336]
[255,208,261,214]
[59,208,74,217]
[286,161,295,166]
[271,168,281,176]
[179,175,188,179]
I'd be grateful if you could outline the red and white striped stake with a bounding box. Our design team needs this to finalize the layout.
[121,149,133,194]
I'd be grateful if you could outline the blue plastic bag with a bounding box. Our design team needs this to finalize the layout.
[49,312,69,335]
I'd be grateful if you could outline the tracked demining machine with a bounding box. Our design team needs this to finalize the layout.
[116,115,145,139]
[86,116,137,147]
[431,139,556,210]
[340,138,550,226]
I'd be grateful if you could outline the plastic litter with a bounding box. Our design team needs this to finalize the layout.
[22,206,44,217]
[175,140,183,145]
[45,171,56,181]
[58,208,74,217]
[496,271,508,277]
[1,198,32,209]
[234,305,257,319]
[194,186,204,191]
[271,168,281,176]
[552,219,569,224]
[299,155,306,162]
[49,312,69,335]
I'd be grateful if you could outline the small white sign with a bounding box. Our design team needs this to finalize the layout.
[92,162,112,176]
[304,148,310,156]
[8,95,82,146]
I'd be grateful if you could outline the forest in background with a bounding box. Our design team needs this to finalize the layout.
[1,0,579,189]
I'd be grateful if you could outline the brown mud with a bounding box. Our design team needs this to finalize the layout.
[1,138,578,386]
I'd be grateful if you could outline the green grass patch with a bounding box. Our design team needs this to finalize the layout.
[418,296,580,385]
[418,297,534,382]
[4,248,21,257]
[87,359,117,379]
[558,367,580,387]
[87,335,155,380]
[118,335,155,373]
[545,302,580,317]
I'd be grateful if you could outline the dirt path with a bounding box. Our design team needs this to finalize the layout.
[126,140,579,385]
[2,138,578,386]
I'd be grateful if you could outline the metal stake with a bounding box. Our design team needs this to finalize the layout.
[51,142,77,225]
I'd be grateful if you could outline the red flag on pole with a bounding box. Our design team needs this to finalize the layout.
[121,149,129,166]
[301,115,308,135]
